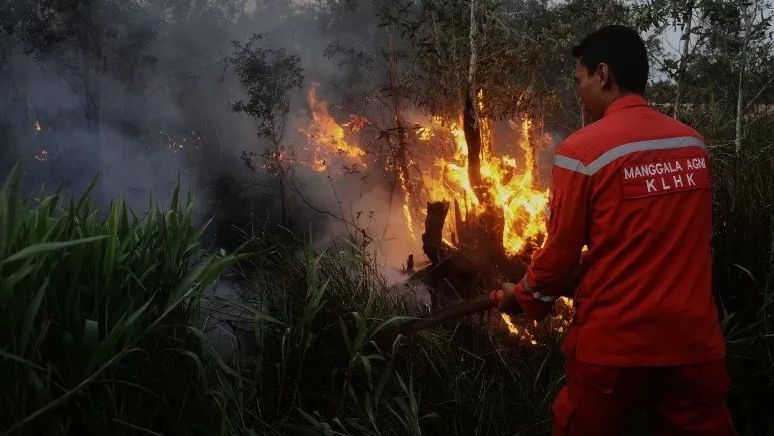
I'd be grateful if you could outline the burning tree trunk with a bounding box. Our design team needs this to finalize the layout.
[464,94,484,199]
[465,0,484,201]
[459,94,506,270]
[416,0,523,310]
[463,0,504,264]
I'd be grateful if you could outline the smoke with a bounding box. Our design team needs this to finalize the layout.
[0,2,296,214]
[0,1,386,243]
[3,0,548,279]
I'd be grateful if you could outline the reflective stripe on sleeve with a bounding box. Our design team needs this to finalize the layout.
[522,277,557,303]
[554,136,705,176]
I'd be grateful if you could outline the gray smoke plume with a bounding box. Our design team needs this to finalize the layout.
[0,0,484,275]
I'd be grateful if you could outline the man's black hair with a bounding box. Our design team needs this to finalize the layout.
[572,25,648,95]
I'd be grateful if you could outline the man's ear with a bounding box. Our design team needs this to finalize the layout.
[597,63,612,89]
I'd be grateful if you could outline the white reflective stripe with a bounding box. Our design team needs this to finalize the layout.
[554,136,705,176]
[554,154,586,173]
[533,292,557,303]
[521,277,556,303]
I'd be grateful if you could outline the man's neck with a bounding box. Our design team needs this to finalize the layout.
[601,90,627,114]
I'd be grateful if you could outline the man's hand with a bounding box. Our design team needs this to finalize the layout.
[489,282,523,315]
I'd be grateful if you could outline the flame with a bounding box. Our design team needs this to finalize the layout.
[292,88,571,345]
[422,114,547,255]
[160,130,203,153]
[295,88,547,257]
[33,120,42,132]
[501,313,520,335]
[302,86,367,171]
[500,313,538,345]
[500,297,574,344]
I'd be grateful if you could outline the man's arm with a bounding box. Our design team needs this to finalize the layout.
[495,148,592,320]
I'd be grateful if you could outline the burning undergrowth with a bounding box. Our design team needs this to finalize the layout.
[280,84,572,344]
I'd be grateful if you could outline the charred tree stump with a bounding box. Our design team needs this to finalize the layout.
[422,201,467,310]
[454,200,464,245]
[422,201,451,265]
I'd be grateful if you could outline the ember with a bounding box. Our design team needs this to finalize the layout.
[342,114,369,133]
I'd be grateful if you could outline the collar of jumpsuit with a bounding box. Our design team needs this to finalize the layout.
[603,93,649,117]
[501,91,726,367]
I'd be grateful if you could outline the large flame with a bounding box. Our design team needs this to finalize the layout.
[296,87,548,255]
[423,116,547,255]
[301,87,367,171]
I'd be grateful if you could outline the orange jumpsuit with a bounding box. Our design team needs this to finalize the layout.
[504,94,734,435]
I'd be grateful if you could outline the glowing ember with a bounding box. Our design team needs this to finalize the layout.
[262,146,294,176]
[159,130,203,153]
[33,120,42,132]
[342,114,369,133]
[417,127,433,141]
[301,86,367,171]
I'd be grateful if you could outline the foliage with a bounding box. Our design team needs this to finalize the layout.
[227,33,305,146]
[0,165,245,434]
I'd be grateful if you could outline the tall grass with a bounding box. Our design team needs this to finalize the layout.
[705,123,774,435]
[0,164,245,435]
[207,231,567,435]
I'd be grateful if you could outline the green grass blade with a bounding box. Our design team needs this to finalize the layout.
[2,235,108,265]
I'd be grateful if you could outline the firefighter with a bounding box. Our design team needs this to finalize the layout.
[490,25,735,435]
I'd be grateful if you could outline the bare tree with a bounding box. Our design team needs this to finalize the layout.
[673,0,695,120]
